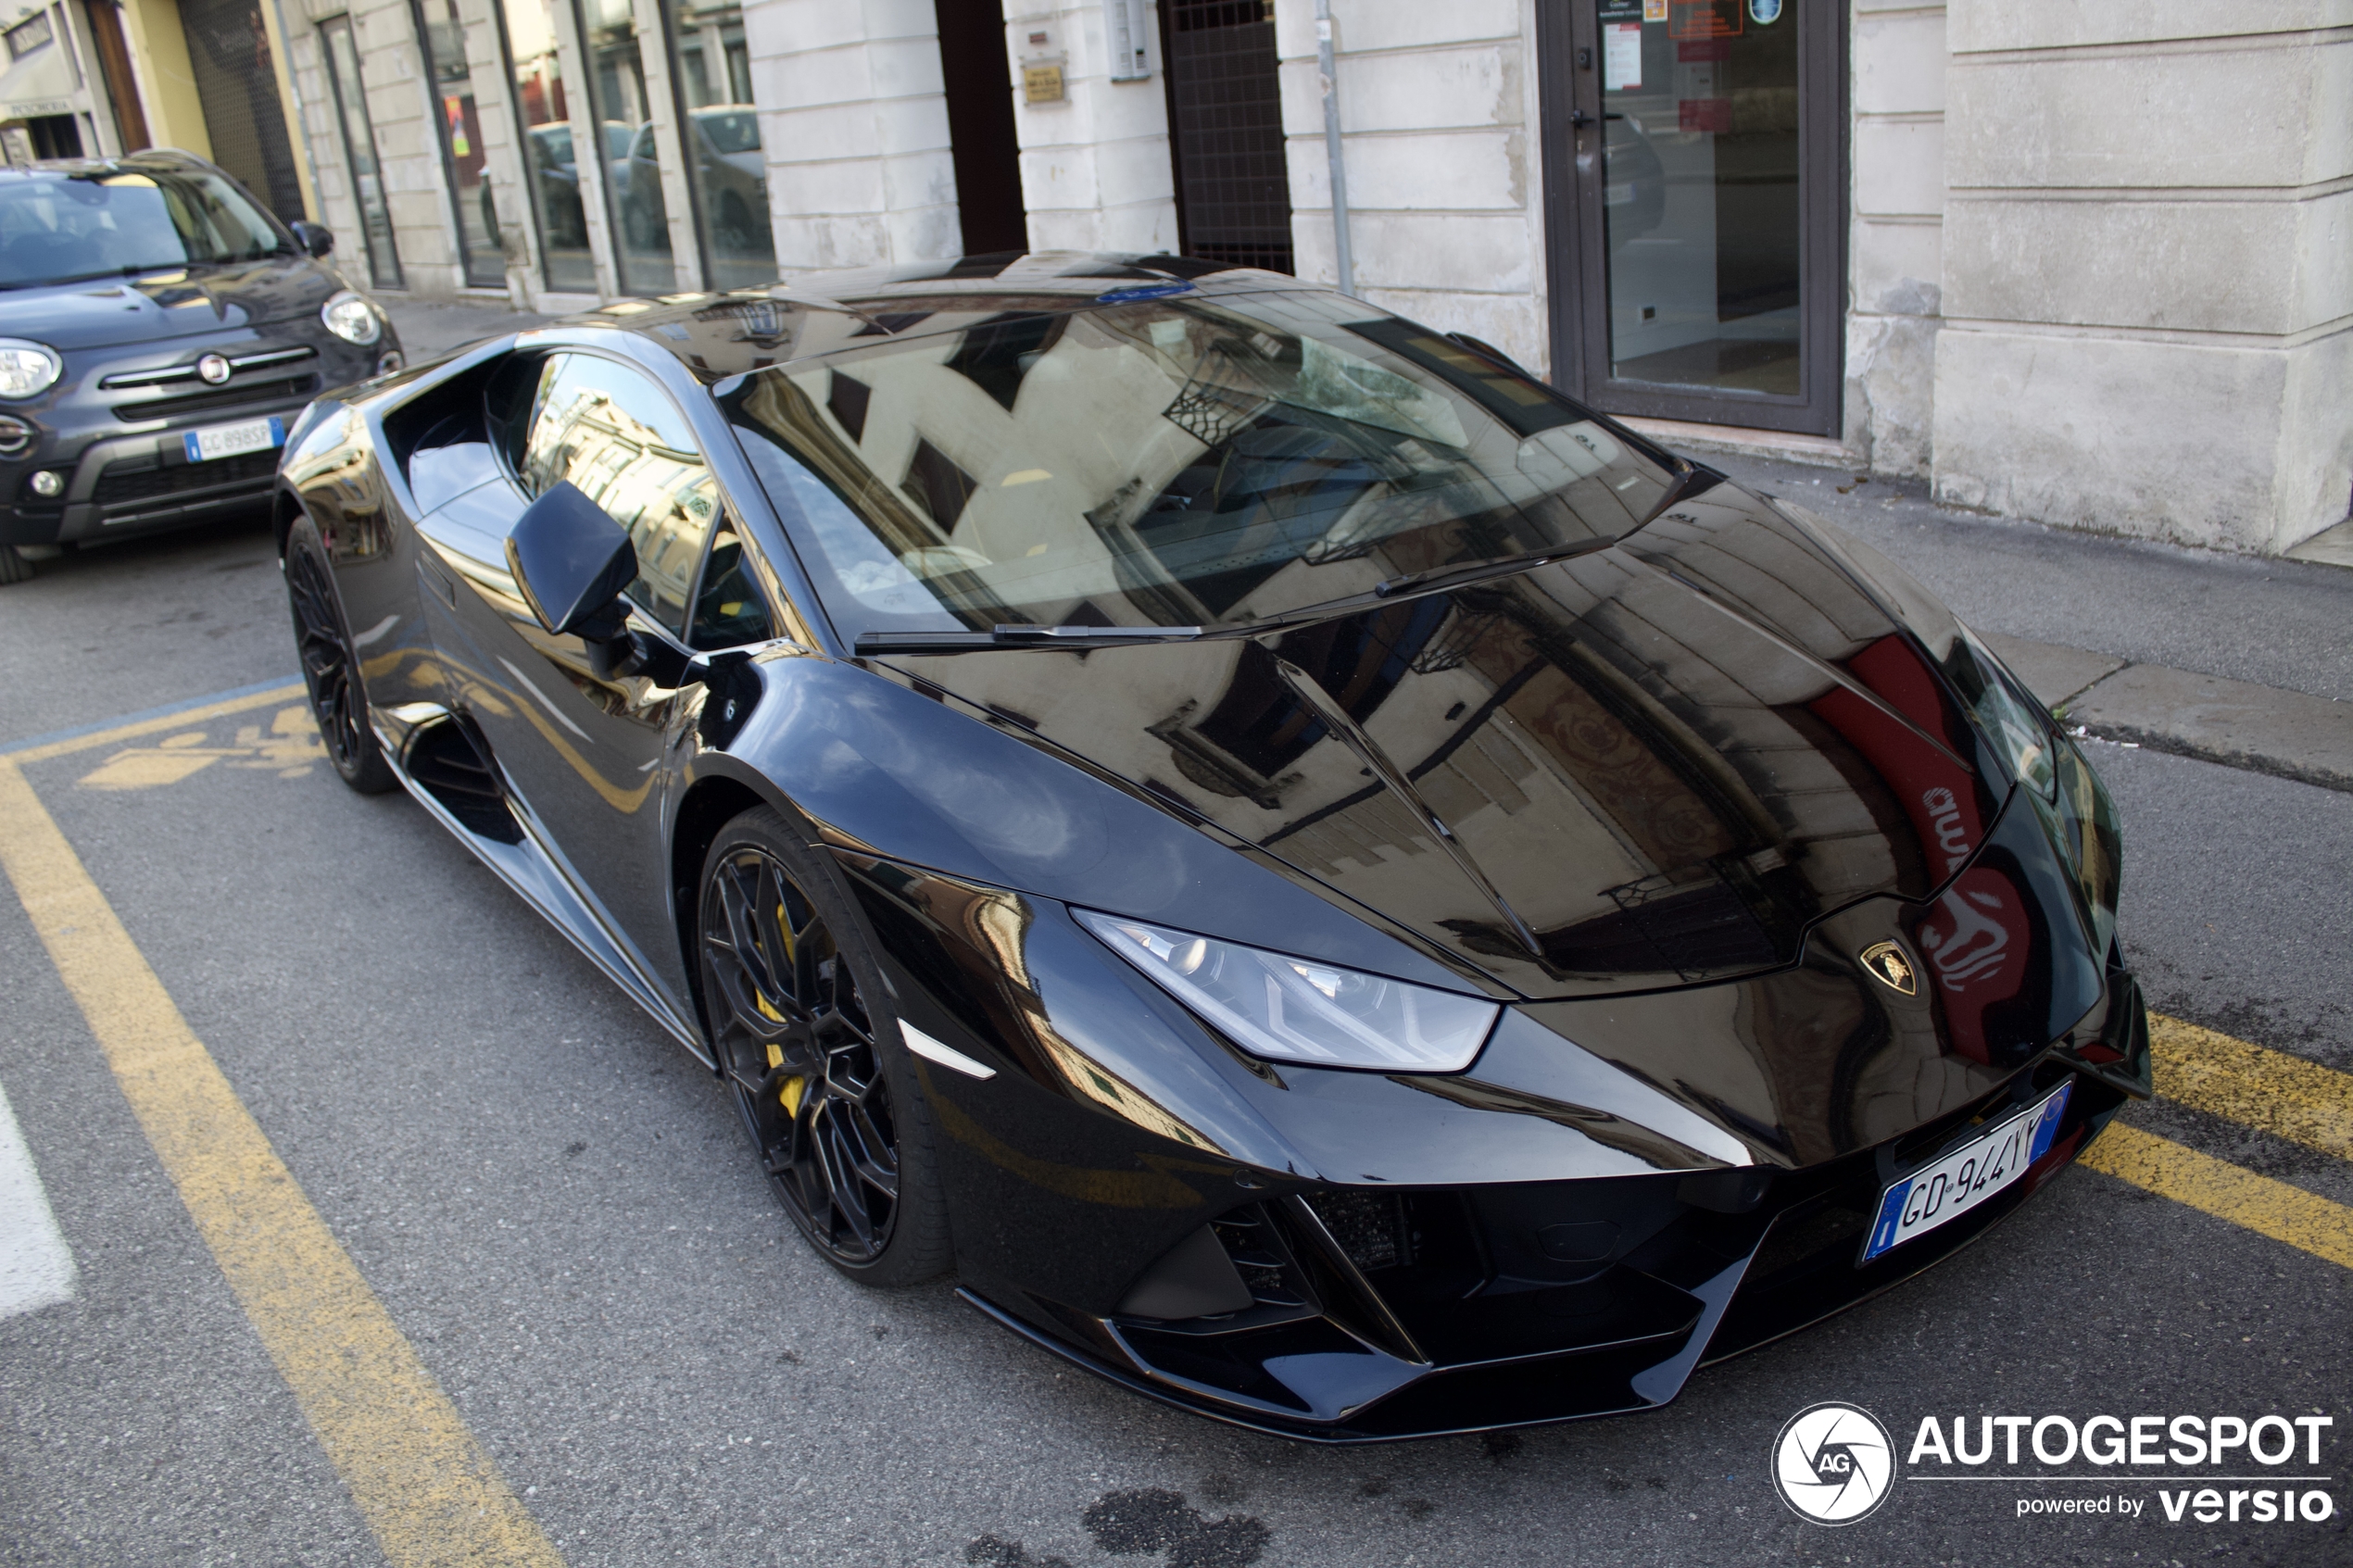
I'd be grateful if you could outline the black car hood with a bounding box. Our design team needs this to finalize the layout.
[0,255,340,351]
[878,481,2020,1002]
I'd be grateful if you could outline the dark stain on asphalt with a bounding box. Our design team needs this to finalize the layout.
[562,1140,586,1157]
[1401,1499,1435,1519]
[775,1349,799,1366]
[964,1534,1071,1568]
[1480,1431,1522,1463]
[1082,1488,1269,1568]
[1357,1477,1390,1499]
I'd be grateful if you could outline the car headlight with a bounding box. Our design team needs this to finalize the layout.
[0,339,61,400]
[1077,910,1499,1073]
[321,292,383,345]
[1956,623,2056,799]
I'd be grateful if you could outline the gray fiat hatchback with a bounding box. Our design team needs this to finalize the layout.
[0,149,402,583]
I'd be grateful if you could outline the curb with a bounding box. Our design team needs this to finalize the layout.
[1982,633,2353,796]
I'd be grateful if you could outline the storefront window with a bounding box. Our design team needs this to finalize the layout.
[1599,0,1801,397]
[318,17,401,290]
[660,0,772,289]
[495,0,595,292]
[576,0,671,295]
[414,0,505,288]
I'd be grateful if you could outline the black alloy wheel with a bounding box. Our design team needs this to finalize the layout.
[697,809,950,1283]
[284,514,396,794]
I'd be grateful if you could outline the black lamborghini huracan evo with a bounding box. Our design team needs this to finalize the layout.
[276,254,2148,1441]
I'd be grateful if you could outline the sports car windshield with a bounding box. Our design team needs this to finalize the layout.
[719,290,1678,638]
[0,169,288,289]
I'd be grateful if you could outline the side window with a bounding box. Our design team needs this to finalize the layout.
[520,353,719,638]
[687,524,774,650]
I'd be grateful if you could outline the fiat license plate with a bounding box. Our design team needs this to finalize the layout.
[1861,1083,2072,1263]
[182,415,284,464]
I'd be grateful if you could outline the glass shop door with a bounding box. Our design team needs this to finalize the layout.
[1542,0,1843,435]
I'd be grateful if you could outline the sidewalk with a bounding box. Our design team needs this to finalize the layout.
[1699,452,2353,793]
[369,297,2353,793]
[381,297,557,361]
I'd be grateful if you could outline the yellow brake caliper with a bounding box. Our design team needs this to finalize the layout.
[761,900,804,1115]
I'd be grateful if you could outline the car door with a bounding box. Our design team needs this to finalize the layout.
[415,348,777,1009]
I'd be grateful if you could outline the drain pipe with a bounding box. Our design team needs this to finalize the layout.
[1314,0,1353,295]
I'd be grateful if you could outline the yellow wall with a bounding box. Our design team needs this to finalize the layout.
[107,0,315,221]
[115,0,209,159]
[253,0,317,219]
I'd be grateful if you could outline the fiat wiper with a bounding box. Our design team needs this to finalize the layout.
[855,623,1205,655]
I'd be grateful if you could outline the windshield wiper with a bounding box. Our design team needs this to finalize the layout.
[1367,536,1617,601]
[856,623,1205,656]
[1267,458,1730,623]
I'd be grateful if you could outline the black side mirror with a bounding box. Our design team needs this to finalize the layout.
[289,220,334,258]
[505,481,637,640]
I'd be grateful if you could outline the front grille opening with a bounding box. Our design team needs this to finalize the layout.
[94,449,281,508]
[1209,1209,1303,1310]
[114,374,320,423]
[1311,1189,1411,1273]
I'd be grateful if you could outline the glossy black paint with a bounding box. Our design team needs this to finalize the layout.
[278,253,2141,1441]
[0,152,399,550]
[504,480,639,636]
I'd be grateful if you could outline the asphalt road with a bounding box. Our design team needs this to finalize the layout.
[1,495,2347,1568]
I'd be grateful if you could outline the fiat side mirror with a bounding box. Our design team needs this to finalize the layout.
[289,220,334,258]
[506,482,641,674]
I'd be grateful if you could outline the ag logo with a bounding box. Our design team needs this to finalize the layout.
[1772,1402,1895,1524]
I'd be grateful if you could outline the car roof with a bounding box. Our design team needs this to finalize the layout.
[1,148,217,182]
[546,251,1330,383]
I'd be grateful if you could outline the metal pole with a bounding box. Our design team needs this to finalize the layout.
[1314,0,1352,295]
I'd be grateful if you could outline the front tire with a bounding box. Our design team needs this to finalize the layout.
[0,543,30,584]
[284,513,396,795]
[696,808,952,1285]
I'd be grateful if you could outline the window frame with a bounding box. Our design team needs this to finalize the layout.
[317,14,404,291]
[507,345,778,651]
[409,0,508,290]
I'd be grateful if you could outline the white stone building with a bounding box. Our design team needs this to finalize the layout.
[216,0,2346,555]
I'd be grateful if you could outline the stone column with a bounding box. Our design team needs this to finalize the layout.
[1273,0,1551,371]
[1844,0,1946,475]
[1933,3,2352,553]
[1006,1,1178,255]
[742,0,962,270]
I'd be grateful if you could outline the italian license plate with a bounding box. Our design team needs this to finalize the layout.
[1860,1083,2072,1263]
[182,415,285,464]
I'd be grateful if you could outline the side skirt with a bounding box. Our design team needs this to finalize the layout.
[376,713,715,1069]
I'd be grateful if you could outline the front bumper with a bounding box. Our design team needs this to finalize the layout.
[0,332,396,548]
[967,972,2146,1442]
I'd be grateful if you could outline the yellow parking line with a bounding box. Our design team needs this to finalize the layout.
[0,759,563,1568]
[8,684,307,765]
[2080,1123,2353,1271]
[2150,1012,2352,1160]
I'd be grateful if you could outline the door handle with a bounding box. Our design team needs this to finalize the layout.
[1568,109,1594,129]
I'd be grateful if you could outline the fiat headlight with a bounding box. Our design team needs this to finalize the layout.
[1077,910,1499,1073]
[0,339,61,399]
[321,291,383,345]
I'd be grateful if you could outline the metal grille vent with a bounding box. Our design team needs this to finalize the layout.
[94,450,281,508]
[1164,0,1293,275]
